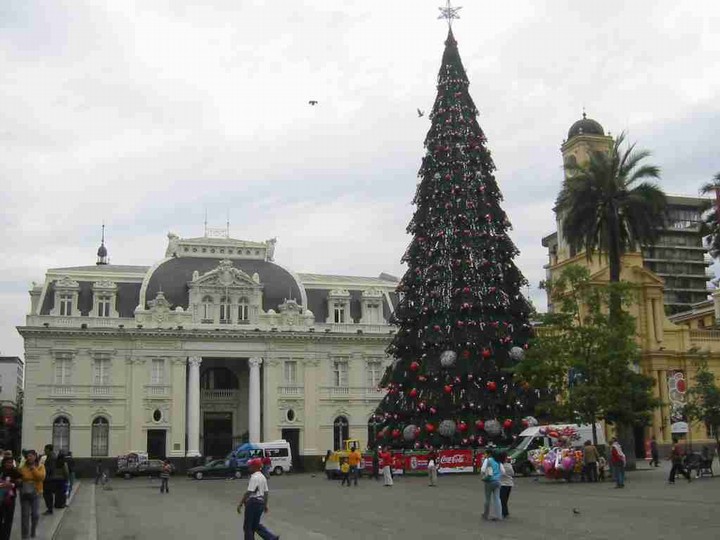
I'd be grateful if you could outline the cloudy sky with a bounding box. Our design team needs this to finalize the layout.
[2,0,719,358]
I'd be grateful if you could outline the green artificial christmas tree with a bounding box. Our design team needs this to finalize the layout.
[372,26,537,450]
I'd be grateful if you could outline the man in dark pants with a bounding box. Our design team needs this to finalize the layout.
[649,437,660,467]
[41,445,57,515]
[668,439,691,484]
[372,449,380,481]
[238,459,278,540]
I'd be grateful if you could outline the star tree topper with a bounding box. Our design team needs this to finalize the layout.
[437,0,462,28]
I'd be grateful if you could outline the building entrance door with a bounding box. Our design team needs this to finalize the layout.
[204,412,233,458]
[281,428,301,471]
[147,430,167,459]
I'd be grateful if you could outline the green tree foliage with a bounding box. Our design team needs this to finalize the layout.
[516,265,659,445]
[685,357,720,446]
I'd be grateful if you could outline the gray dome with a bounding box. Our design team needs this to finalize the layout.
[97,243,108,257]
[568,114,604,139]
[144,257,303,311]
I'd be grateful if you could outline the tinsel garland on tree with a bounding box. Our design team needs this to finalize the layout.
[371,29,538,450]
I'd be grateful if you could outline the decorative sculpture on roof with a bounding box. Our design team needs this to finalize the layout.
[265,238,277,262]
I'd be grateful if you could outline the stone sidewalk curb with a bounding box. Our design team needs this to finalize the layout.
[49,482,81,540]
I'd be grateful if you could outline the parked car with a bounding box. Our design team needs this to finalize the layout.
[188,459,247,480]
[117,459,175,479]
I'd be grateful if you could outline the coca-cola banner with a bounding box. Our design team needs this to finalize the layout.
[404,452,431,474]
[361,454,374,471]
[438,449,474,473]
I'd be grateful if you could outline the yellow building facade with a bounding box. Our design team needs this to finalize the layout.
[541,115,719,455]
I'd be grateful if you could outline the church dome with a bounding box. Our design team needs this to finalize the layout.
[568,114,604,139]
[97,243,108,258]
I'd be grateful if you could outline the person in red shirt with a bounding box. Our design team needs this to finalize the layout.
[610,438,626,488]
[261,455,272,478]
[380,447,393,487]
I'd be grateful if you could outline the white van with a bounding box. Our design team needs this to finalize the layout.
[507,424,605,476]
[257,440,293,475]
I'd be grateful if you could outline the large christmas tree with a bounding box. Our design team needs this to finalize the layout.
[373,27,535,450]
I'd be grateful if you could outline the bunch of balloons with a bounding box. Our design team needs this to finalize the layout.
[528,447,583,478]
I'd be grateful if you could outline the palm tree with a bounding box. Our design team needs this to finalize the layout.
[556,132,667,300]
[699,172,720,258]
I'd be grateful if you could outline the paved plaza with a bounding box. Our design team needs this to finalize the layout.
[50,464,719,540]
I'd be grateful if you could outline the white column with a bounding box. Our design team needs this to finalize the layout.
[186,356,202,457]
[248,357,263,443]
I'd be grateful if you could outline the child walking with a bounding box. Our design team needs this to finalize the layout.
[159,460,171,494]
[340,458,351,487]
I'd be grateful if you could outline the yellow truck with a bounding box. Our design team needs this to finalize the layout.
[323,439,365,479]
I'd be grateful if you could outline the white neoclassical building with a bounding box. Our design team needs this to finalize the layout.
[18,232,398,469]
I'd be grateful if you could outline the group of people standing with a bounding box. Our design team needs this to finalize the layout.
[0,444,73,540]
[480,450,514,521]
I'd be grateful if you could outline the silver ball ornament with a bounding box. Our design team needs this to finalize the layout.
[510,346,525,361]
[484,419,501,437]
[440,350,457,368]
[403,424,418,442]
[438,419,457,437]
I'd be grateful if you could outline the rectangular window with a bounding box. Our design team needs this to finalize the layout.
[332,360,348,387]
[367,361,382,388]
[238,300,249,322]
[151,359,165,385]
[334,303,346,324]
[97,295,111,317]
[54,358,71,385]
[219,298,231,323]
[59,294,73,316]
[284,361,297,385]
[93,358,110,385]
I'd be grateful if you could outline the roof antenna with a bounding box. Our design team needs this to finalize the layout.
[582,106,587,119]
[96,222,109,265]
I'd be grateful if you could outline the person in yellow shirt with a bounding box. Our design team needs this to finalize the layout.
[340,458,351,487]
[18,449,46,539]
[348,446,362,487]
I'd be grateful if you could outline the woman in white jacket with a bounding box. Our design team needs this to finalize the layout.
[498,451,514,518]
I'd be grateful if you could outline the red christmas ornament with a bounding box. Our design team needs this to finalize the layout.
[461,349,471,359]
[392,429,401,439]
[409,388,418,398]
[462,286,471,294]
[443,384,453,394]
[425,423,436,433]
[503,419,513,430]
[522,419,529,428]
[458,421,469,433]
[486,381,497,392]
[475,420,485,431]
[409,361,420,372]
[482,349,491,359]
[433,325,442,332]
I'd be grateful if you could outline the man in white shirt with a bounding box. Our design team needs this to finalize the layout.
[238,458,279,540]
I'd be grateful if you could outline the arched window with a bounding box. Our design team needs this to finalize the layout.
[201,296,213,322]
[200,367,239,390]
[219,296,231,323]
[368,418,380,448]
[238,297,249,322]
[333,416,349,451]
[52,416,70,453]
[91,417,109,457]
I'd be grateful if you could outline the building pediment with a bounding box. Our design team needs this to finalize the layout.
[590,263,665,287]
[189,260,261,290]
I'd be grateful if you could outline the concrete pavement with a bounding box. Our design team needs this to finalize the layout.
[73,463,720,540]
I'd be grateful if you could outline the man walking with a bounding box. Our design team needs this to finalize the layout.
[348,445,361,486]
[583,440,599,482]
[41,445,57,515]
[649,437,660,467]
[238,459,278,540]
[668,439,691,484]
[159,460,171,494]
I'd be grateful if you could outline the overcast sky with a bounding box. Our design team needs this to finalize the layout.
[2,0,720,358]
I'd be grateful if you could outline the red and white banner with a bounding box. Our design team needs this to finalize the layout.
[392,452,405,475]
[361,454,374,471]
[404,453,431,473]
[438,449,474,474]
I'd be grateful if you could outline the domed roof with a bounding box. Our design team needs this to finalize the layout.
[568,113,604,139]
[143,256,304,312]
[97,243,108,257]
